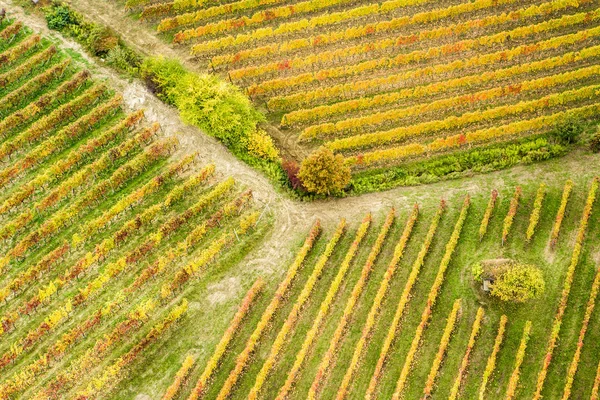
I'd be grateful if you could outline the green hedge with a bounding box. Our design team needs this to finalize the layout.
[349,137,566,194]
[139,57,288,188]
[43,2,141,75]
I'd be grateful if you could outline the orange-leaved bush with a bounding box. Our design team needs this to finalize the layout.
[298,147,350,195]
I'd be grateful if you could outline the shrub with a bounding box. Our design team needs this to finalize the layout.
[45,5,75,30]
[282,159,302,190]
[85,26,119,55]
[44,2,140,73]
[105,45,141,74]
[247,130,279,162]
[590,129,600,153]
[139,57,186,101]
[490,263,545,303]
[175,73,263,147]
[298,147,350,195]
[141,57,264,149]
[548,117,584,145]
[472,263,484,282]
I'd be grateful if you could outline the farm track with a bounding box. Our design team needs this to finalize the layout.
[1,0,600,284]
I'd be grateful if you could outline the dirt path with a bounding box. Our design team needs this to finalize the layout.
[3,0,600,273]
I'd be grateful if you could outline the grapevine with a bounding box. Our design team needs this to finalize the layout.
[505,321,532,400]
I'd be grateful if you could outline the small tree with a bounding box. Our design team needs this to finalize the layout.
[140,57,264,149]
[490,263,545,303]
[45,5,75,30]
[298,147,351,195]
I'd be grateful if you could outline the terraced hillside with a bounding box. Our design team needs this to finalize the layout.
[118,175,600,400]
[128,0,600,182]
[0,19,269,399]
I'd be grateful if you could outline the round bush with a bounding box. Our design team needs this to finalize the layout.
[298,147,350,195]
[490,263,545,303]
[548,117,584,145]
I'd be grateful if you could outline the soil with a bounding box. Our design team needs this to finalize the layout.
[206,276,241,305]
[3,0,600,292]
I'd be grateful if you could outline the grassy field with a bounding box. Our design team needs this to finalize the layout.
[126,0,600,181]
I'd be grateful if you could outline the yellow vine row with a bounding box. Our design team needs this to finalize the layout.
[343,103,600,168]
[247,219,346,399]
[307,208,399,399]
[392,196,470,399]
[274,214,372,400]
[561,266,600,400]
[550,179,574,247]
[276,46,600,116]
[27,298,164,399]
[334,205,427,400]
[186,0,429,49]
[479,189,499,241]
[325,83,600,152]
[505,321,532,400]
[214,220,321,399]
[211,0,528,67]
[533,177,599,400]
[422,299,462,397]
[502,186,522,246]
[187,278,265,400]
[0,178,241,370]
[249,23,600,96]
[365,200,446,400]
[526,183,547,242]
[297,63,600,137]
[448,307,485,400]
[161,354,196,400]
[163,0,357,35]
[230,9,600,81]
[479,315,508,400]
[0,195,252,397]
[73,300,189,399]
[592,358,600,400]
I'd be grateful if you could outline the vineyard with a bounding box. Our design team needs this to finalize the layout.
[0,18,269,399]
[126,0,600,182]
[99,172,600,399]
[3,2,600,400]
